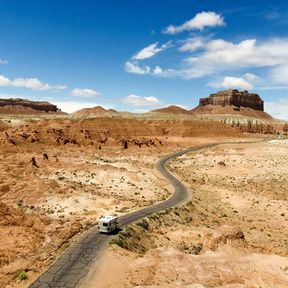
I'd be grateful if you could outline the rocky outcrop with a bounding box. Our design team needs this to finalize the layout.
[0,98,61,113]
[199,89,264,111]
[202,225,246,251]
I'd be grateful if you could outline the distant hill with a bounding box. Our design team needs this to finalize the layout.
[151,105,191,115]
[0,98,62,115]
[72,106,118,116]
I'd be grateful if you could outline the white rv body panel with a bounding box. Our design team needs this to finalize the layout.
[98,215,118,233]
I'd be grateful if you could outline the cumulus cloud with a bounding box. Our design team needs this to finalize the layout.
[125,61,151,75]
[122,94,160,107]
[208,76,254,90]
[265,98,288,120]
[125,61,175,78]
[127,37,288,81]
[164,11,224,34]
[153,66,164,75]
[70,88,100,97]
[0,59,8,64]
[0,74,66,91]
[126,20,288,90]
[186,39,280,70]
[179,38,205,52]
[243,73,259,82]
[152,66,176,77]
[132,42,172,61]
[176,38,288,80]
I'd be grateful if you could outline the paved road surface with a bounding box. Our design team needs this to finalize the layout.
[29,143,217,288]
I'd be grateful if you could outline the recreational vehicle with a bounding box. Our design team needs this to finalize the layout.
[98,215,118,233]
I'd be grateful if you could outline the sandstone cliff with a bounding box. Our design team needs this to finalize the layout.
[0,98,61,114]
[199,89,264,111]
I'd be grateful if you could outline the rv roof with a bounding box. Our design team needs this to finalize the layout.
[99,215,118,222]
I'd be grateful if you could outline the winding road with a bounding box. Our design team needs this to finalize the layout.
[29,143,218,288]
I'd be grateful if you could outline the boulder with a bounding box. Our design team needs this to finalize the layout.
[203,225,246,251]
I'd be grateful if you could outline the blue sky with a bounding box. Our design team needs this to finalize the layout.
[1,0,288,119]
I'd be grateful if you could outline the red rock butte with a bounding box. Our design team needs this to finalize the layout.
[0,98,61,114]
[199,89,264,111]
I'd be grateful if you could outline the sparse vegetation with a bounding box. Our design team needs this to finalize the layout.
[17,271,28,281]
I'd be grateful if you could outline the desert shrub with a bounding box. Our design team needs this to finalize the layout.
[136,219,149,230]
[18,271,28,280]
[109,238,124,248]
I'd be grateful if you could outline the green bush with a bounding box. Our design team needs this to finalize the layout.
[109,238,124,248]
[18,271,28,280]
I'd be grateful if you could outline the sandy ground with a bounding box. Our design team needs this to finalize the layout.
[0,144,167,287]
[1,115,229,288]
[88,139,288,288]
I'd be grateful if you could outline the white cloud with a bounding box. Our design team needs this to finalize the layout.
[269,64,288,85]
[132,42,172,60]
[0,75,10,86]
[179,38,205,52]
[258,85,288,91]
[153,66,164,75]
[125,61,175,78]
[0,92,34,99]
[208,76,254,90]
[152,66,175,77]
[71,88,100,97]
[176,38,288,80]
[126,26,288,90]
[0,74,66,91]
[0,59,8,64]
[128,37,285,80]
[122,94,160,107]
[265,98,288,120]
[243,73,259,82]
[187,39,280,71]
[125,61,151,75]
[164,11,224,34]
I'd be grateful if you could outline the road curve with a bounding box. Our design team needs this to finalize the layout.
[29,142,218,288]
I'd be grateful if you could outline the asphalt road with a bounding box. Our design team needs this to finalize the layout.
[29,143,218,288]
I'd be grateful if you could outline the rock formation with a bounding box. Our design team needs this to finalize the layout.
[199,89,264,111]
[202,225,246,251]
[0,98,61,113]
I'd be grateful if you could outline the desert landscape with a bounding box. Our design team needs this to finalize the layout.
[88,139,288,288]
[3,3,288,287]
[0,90,288,288]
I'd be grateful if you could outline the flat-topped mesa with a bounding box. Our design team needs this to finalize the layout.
[0,98,60,113]
[199,89,264,111]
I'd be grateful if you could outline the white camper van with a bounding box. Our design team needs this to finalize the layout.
[98,215,118,233]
